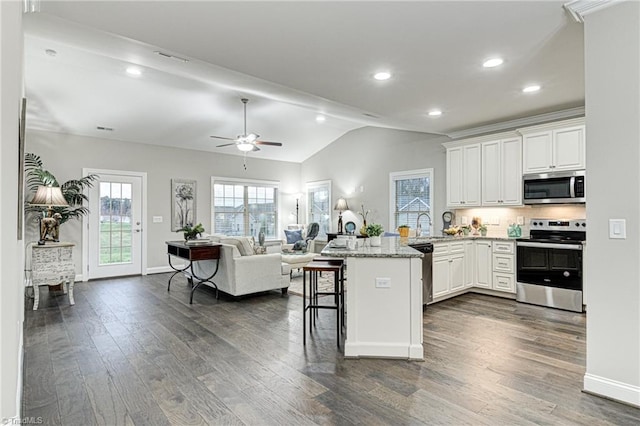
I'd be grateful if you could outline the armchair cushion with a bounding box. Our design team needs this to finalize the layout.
[220,237,254,256]
[284,229,303,244]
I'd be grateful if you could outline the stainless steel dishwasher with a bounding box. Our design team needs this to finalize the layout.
[408,242,433,309]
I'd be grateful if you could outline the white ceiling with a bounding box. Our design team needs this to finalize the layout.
[23,1,585,162]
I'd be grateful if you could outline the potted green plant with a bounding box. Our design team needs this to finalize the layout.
[397,224,410,237]
[366,223,384,246]
[180,223,204,241]
[478,224,488,237]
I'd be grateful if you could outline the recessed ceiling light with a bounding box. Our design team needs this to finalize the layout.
[483,57,504,68]
[428,110,443,117]
[45,49,57,57]
[126,67,142,76]
[316,115,326,123]
[523,84,541,93]
[373,71,391,81]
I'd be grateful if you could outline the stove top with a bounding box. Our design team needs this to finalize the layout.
[519,218,587,243]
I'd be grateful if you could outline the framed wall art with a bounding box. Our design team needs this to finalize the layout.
[171,178,196,231]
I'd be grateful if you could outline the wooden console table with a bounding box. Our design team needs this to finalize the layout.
[29,242,76,310]
[166,241,222,304]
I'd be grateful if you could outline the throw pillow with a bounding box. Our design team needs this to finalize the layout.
[220,237,254,256]
[284,229,303,244]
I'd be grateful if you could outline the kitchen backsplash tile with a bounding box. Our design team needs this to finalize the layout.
[452,205,586,238]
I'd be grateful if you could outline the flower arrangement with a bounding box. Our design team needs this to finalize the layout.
[359,204,370,225]
[179,223,204,240]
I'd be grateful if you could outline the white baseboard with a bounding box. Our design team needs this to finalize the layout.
[584,373,640,407]
[147,265,183,275]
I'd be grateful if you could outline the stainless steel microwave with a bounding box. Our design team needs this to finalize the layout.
[523,170,586,204]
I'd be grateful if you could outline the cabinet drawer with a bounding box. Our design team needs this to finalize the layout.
[492,241,514,254]
[493,272,515,293]
[449,242,465,253]
[433,243,450,256]
[492,254,514,273]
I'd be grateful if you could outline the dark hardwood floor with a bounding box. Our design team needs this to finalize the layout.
[23,274,640,425]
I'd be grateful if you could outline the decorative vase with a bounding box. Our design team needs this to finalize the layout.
[370,235,382,247]
[360,219,368,236]
[258,229,265,246]
[398,227,410,238]
[480,229,487,237]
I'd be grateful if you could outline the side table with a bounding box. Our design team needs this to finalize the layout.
[166,241,222,304]
[29,242,76,310]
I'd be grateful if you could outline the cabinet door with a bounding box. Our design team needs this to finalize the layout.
[553,125,585,171]
[481,140,501,206]
[474,241,492,289]
[432,256,451,298]
[500,137,523,205]
[449,254,465,292]
[464,241,475,288]
[446,147,464,207]
[523,131,553,173]
[463,144,482,206]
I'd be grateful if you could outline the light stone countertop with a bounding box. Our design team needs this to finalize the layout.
[321,237,423,258]
[408,235,521,244]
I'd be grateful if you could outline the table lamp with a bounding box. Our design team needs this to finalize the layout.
[334,197,349,234]
[30,185,68,244]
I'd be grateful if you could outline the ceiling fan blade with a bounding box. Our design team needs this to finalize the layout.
[216,143,236,148]
[210,135,237,141]
[255,141,283,147]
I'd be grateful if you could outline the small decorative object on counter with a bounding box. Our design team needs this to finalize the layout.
[478,224,488,237]
[461,225,471,236]
[366,223,384,246]
[398,225,410,237]
[471,216,482,235]
[359,204,370,236]
[507,223,522,238]
[443,226,461,236]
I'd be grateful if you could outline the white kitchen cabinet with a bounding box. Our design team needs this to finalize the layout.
[491,241,515,293]
[432,241,466,299]
[521,119,585,174]
[481,137,522,206]
[464,241,475,288]
[474,240,492,289]
[446,144,481,207]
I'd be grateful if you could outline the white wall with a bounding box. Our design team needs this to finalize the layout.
[301,126,448,233]
[583,1,640,406]
[0,1,24,422]
[26,130,301,274]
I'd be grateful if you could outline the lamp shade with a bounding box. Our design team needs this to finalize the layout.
[30,185,68,206]
[334,197,349,211]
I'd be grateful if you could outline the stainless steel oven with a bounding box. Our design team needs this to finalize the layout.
[516,219,585,312]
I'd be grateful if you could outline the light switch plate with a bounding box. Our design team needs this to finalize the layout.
[375,277,391,288]
[516,216,524,225]
[153,216,163,223]
[461,216,468,225]
[609,219,626,239]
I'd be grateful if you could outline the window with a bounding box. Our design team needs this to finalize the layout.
[390,169,433,236]
[306,180,331,239]
[212,178,279,239]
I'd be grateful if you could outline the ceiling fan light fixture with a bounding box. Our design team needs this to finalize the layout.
[483,57,504,68]
[237,142,254,152]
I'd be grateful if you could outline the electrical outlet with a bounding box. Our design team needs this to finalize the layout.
[492,217,500,225]
[461,216,468,225]
[517,216,524,225]
[153,216,163,223]
[375,277,391,288]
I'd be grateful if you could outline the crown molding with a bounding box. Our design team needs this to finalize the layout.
[446,106,585,140]
[563,0,621,23]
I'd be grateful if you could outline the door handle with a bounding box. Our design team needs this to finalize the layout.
[135,229,142,233]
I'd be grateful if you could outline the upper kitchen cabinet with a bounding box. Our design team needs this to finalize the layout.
[446,144,481,207]
[481,137,522,206]
[519,118,586,174]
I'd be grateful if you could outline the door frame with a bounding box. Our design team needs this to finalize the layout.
[82,168,148,281]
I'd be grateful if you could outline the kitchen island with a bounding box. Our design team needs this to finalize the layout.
[321,237,424,360]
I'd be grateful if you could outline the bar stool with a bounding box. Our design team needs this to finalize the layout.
[303,260,344,348]
[313,256,346,328]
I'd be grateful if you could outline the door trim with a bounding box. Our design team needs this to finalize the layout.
[82,168,147,281]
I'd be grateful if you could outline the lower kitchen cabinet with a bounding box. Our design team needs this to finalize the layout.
[430,238,516,303]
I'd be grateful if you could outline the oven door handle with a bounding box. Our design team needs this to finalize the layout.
[517,241,583,250]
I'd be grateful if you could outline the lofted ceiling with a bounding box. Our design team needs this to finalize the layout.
[23,1,585,162]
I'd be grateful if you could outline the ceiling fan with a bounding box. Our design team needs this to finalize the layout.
[210,98,283,152]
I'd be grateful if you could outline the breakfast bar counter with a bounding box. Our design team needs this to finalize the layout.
[322,237,424,360]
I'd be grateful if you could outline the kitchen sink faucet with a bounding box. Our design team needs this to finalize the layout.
[416,212,432,237]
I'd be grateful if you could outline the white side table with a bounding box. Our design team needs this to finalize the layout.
[29,242,76,310]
